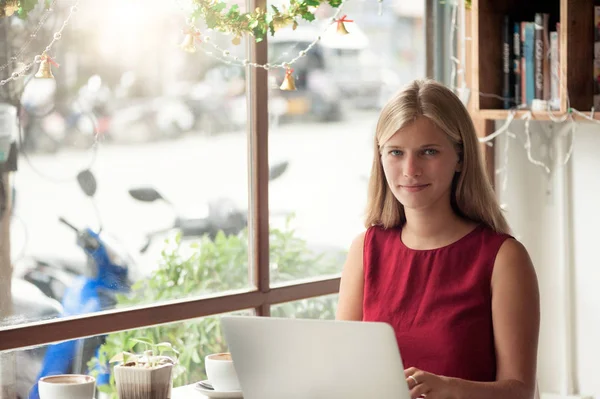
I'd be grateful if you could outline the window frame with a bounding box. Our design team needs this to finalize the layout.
[0,0,345,354]
[0,0,435,353]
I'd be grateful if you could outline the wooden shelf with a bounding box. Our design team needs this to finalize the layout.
[471,0,595,116]
[465,0,598,184]
[477,110,558,120]
[475,109,600,121]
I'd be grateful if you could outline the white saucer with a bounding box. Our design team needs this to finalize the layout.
[194,381,243,398]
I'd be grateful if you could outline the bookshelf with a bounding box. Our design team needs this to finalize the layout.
[470,0,596,120]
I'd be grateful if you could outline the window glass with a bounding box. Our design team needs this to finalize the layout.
[267,0,425,284]
[7,0,252,329]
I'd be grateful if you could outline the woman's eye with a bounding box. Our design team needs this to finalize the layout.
[423,149,438,156]
[389,150,401,156]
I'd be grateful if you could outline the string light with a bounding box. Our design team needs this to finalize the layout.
[449,1,459,90]
[0,1,79,87]
[0,0,57,73]
[522,112,551,174]
[175,0,347,71]
[1,0,349,85]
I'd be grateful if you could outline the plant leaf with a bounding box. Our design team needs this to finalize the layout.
[155,342,180,355]
[109,351,137,364]
[130,337,153,346]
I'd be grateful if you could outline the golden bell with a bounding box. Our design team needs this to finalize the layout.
[336,21,349,35]
[180,33,197,53]
[35,58,54,79]
[280,70,296,91]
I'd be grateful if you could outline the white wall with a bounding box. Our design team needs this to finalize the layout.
[495,120,600,399]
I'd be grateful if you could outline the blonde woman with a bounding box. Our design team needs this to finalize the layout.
[336,79,540,399]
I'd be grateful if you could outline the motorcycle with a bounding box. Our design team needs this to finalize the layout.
[15,170,133,399]
[128,160,289,253]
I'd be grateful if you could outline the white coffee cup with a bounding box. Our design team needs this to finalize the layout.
[38,374,96,399]
[205,352,241,392]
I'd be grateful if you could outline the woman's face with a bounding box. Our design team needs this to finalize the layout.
[380,117,461,213]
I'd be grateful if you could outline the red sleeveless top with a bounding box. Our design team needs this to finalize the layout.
[362,224,512,382]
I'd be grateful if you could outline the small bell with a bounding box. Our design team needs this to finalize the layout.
[180,33,197,53]
[280,68,296,91]
[335,15,353,35]
[35,54,57,79]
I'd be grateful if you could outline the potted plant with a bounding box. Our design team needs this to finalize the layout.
[110,338,179,399]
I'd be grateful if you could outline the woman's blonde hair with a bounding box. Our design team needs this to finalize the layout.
[364,78,510,234]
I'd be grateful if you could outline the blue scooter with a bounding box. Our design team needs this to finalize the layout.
[27,170,132,399]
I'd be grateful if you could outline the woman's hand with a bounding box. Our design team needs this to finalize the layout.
[405,367,458,399]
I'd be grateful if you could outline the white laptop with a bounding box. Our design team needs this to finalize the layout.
[220,315,411,399]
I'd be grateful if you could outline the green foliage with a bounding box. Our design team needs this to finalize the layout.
[88,216,344,398]
[7,0,340,34]
[0,0,52,19]
[191,0,344,43]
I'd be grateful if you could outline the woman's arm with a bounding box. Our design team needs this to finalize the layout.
[335,232,366,321]
[454,238,540,399]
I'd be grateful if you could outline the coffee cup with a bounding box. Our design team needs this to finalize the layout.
[38,374,96,399]
[205,352,241,392]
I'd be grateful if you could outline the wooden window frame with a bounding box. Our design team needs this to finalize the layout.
[0,0,342,353]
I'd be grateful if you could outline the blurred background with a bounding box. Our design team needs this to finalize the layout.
[8,0,424,268]
[0,0,425,396]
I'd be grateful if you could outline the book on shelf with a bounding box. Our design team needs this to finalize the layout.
[500,12,560,112]
[513,21,521,107]
[503,16,514,110]
[550,30,560,110]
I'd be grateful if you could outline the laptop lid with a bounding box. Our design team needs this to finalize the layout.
[220,315,411,399]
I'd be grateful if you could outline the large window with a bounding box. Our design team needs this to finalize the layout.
[0,0,424,394]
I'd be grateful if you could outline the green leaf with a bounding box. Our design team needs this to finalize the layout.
[130,337,153,346]
[109,351,136,364]
[213,2,227,12]
[300,11,315,22]
[155,342,180,355]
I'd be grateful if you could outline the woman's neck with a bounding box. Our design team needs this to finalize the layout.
[402,205,476,250]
